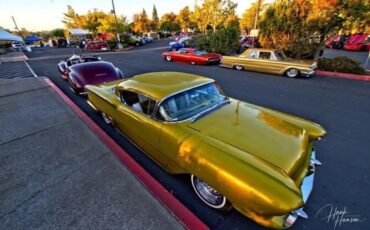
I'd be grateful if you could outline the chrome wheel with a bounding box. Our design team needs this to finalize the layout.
[235,65,243,71]
[286,68,300,78]
[68,79,78,94]
[190,61,196,65]
[101,112,113,125]
[191,175,230,210]
[166,56,172,61]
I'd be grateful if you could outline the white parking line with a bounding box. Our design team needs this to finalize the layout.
[24,61,38,78]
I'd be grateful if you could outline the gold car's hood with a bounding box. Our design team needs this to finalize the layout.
[187,99,319,179]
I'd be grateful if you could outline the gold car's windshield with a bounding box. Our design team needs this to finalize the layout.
[159,83,227,122]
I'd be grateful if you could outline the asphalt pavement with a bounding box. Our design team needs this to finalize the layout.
[0,77,184,230]
[16,39,370,229]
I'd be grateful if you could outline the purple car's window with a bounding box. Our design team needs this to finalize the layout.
[158,83,226,122]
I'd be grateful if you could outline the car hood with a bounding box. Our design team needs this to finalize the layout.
[186,99,316,179]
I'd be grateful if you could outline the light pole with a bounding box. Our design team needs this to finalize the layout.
[111,0,123,49]
[252,0,262,48]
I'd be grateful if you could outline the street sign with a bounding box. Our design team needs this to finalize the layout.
[250,29,259,37]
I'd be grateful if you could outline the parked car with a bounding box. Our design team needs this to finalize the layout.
[221,48,317,78]
[56,39,68,48]
[128,36,143,46]
[85,41,110,51]
[86,71,326,229]
[325,35,348,49]
[57,54,102,79]
[167,36,191,51]
[343,34,369,51]
[66,61,123,94]
[11,41,23,51]
[162,48,221,65]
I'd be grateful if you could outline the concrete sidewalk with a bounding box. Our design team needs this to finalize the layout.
[0,77,184,229]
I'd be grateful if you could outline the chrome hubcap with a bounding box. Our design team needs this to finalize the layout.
[191,175,226,208]
[287,69,298,77]
[166,56,171,61]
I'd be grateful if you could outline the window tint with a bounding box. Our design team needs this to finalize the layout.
[120,90,156,116]
[258,52,271,59]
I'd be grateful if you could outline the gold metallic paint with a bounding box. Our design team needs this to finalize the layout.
[86,72,326,229]
[221,49,315,76]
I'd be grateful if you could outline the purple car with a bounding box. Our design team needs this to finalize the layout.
[67,61,124,95]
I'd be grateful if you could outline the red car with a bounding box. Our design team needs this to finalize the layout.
[343,34,369,51]
[85,41,110,51]
[162,48,221,65]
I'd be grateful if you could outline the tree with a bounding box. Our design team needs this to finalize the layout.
[159,12,180,32]
[202,0,238,32]
[240,0,265,31]
[62,5,86,29]
[178,6,191,32]
[152,5,159,31]
[98,13,127,34]
[50,28,65,38]
[259,0,369,60]
[224,13,239,29]
[132,9,152,34]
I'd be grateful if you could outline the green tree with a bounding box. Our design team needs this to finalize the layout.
[62,5,86,29]
[224,13,239,29]
[98,13,127,34]
[132,9,152,34]
[178,6,191,32]
[152,5,159,31]
[159,12,180,32]
[50,28,65,38]
[259,0,369,60]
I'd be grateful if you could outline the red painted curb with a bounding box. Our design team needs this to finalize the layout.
[43,78,209,230]
[316,70,370,81]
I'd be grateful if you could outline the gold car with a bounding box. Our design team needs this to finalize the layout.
[86,72,326,229]
[221,49,317,78]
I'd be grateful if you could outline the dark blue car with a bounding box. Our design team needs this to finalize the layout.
[167,36,191,51]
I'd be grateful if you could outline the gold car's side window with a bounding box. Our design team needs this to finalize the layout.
[120,90,157,116]
[258,52,271,60]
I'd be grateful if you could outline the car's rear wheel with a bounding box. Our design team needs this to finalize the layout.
[191,175,231,210]
[286,68,300,78]
[235,65,244,71]
[166,56,172,61]
[101,112,114,126]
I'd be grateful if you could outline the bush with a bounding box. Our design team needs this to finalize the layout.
[318,56,367,75]
[195,27,240,55]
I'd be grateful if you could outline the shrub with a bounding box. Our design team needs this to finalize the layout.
[195,27,240,55]
[318,56,367,75]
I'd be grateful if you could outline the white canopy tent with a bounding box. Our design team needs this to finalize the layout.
[0,29,24,43]
[69,29,90,36]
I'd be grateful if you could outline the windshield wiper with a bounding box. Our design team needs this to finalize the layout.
[191,99,230,122]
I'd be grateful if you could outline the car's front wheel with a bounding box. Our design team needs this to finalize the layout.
[235,65,244,71]
[191,175,231,210]
[166,56,172,61]
[286,68,300,78]
[68,78,78,94]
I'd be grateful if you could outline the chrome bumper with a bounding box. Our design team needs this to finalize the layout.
[301,70,315,77]
[284,148,321,227]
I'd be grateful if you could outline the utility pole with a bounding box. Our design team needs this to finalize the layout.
[111,0,123,49]
[253,0,262,30]
[252,0,262,48]
[12,16,21,34]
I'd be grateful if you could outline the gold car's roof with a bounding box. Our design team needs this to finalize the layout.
[117,72,214,101]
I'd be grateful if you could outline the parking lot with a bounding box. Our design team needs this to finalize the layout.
[2,38,369,229]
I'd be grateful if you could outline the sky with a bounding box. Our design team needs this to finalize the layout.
[0,0,266,31]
